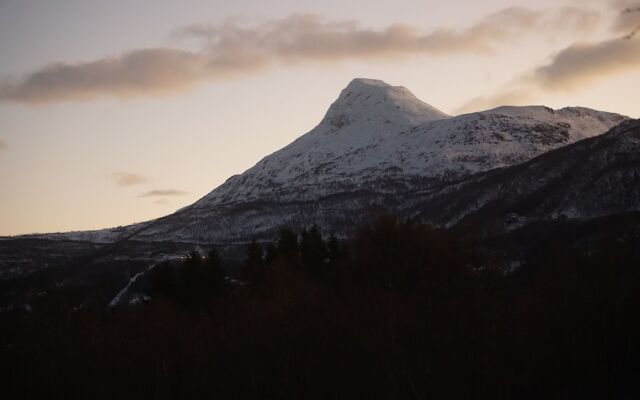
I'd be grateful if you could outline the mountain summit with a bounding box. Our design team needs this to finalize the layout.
[322,78,449,130]
[197,78,452,206]
[194,79,625,206]
[101,78,624,244]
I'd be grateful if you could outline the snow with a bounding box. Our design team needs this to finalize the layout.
[19,222,146,244]
[108,264,157,308]
[194,79,627,206]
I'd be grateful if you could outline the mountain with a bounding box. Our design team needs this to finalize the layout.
[195,79,625,205]
[29,78,628,246]
[414,118,640,230]
[78,78,623,244]
[0,78,636,310]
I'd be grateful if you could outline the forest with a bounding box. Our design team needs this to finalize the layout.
[1,215,639,399]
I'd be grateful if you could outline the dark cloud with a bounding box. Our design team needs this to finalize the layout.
[112,172,148,187]
[139,189,189,198]
[0,7,600,104]
[533,38,640,90]
[0,49,209,104]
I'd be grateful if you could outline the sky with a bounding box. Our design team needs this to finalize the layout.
[0,0,639,235]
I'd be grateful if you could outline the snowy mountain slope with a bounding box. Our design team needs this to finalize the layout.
[29,222,148,243]
[196,78,450,205]
[193,79,626,206]
[412,118,640,229]
[109,118,638,246]
[114,79,624,241]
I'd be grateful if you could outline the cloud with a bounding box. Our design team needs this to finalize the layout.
[0,49,211,104]
[176,8,548,59]
[532,38,640,90]
[0,138,7,150]
[112,172,148,187]
[457,37,640,113]
[457,3,640,114]
[138,189,189,198]
[0,7,601,104]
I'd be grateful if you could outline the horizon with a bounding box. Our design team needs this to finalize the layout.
[1,0,639,236]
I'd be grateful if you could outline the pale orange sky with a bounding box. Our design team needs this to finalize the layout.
[0,0,638,235]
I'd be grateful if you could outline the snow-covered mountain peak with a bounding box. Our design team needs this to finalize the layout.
[320,78,449,132]
[188,79,627,207]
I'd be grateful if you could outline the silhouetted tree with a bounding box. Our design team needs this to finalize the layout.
[277,227,299,262]
[243,240,265,285]
[148,261,177,301]
[327,234,347,265]
[300,225,328,273]
[171,249,226,309]
[6,214,640,399]
[202,247,226,294]
[265,243,278,265]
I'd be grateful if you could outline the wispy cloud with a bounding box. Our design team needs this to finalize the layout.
[112,172,148,187]
[0,7,600,104]
[532,38,640,91]
[458,38,640,113]
[0,49,207,104]
[457,2,640,113]
[139,189,189,198]
[0,138,7,150]
[174,7,597,59]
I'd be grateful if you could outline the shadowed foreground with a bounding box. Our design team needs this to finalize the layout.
[1,216,639,399]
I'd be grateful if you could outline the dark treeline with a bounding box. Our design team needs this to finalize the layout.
[1,215,639,399]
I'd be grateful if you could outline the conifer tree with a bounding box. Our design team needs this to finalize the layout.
[300,225,328,273]
[243,240,265,284]
[277,227,299,261]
